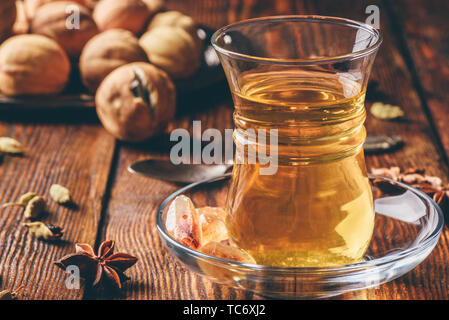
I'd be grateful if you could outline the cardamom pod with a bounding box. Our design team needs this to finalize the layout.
[0,286,23,300]
[370,102,404,120]
[24,196,46,219]
[24,222,63,240]
[1,193,45,219]
[49,184,71,204]
[2,192,38,208]
[0,137,24,154]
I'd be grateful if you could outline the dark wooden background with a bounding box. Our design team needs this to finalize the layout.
[1,0,448,299]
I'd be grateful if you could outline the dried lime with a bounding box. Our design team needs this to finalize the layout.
[0,137,24,154]
[2,192,38,208]
[24,222,63,240]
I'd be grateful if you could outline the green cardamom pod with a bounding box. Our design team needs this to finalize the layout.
[0,286,23,300]
[0,290,15,300]
[2,193,45,219]
[2,192,38,208]
[49,184,71,204]
[0,137,24,154]
[370,102,404,120]
[24,222,63,241]
[23,196,46,219]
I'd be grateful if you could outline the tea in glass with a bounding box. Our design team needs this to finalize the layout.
[212,16,382,267]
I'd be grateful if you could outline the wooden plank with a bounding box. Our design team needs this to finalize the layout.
[0,111,116,299]
[166,0,295,28]
[98,0,299,300]
[96,91,260,300]
[388,0,449,168]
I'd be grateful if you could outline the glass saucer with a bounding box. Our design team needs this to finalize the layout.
[156,174,443,299]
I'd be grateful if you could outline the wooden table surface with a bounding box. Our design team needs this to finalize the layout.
[1,0,448,300]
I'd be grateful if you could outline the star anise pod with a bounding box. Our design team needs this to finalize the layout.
[54,240,138,290]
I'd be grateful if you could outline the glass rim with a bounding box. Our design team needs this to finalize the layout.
[211,15,383,66]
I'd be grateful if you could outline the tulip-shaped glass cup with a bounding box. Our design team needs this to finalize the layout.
[212,16,382,267]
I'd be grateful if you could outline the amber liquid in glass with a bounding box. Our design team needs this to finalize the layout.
[225,70,374,267]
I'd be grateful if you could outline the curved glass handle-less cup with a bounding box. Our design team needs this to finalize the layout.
[212,16,382,267]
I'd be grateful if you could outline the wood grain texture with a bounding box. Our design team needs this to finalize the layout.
[96,0,302,300]
[388,0,449,167]
[96,95,256,300]
[0,0,448,300]
[295,0,449,300]
[97,0,449,300]
[0,112,116,299]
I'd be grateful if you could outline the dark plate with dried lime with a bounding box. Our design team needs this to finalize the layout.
[0,26,224,111]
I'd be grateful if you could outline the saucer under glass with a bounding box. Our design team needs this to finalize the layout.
[156,174,443,299]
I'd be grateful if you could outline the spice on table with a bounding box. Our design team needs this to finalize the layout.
[24,222,63,240]
[0,137,24,154]
[403,167,425,175]
[54,240,138,290]
[1,192,45,219]
[370,102,404,120]
[434,191,449,214]
[0,286,24,300]
[49,184,71,204]
[23,196,45,219]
